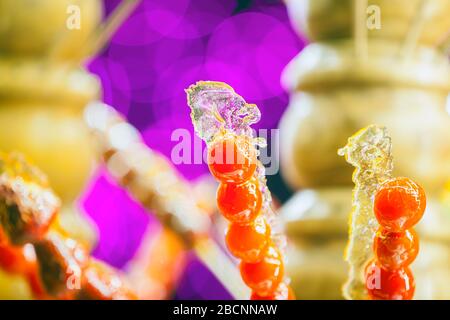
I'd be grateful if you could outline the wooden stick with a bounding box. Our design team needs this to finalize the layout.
[400,0,429,59]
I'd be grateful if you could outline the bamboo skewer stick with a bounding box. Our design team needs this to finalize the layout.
[84,102,250,299]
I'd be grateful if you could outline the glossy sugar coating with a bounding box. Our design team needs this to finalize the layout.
[338,125,393,300]
[217,179,262,224]
[186,81,289,299]
[365,260,415,300]
[226,216,270,263]
[186,81,279,239]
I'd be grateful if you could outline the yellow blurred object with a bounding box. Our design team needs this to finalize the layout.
[85,102,250,299]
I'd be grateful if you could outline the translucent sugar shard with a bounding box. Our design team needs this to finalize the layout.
[0,152,60,245]
[338,125,393,300]
[185,81,261,143]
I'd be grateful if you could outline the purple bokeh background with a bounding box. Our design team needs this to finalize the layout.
[83,0,304,299]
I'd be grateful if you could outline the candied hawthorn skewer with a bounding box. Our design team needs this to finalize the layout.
[365,177,425,300]
[186,81,293,300]
[339,125,426,300]
[0,153,135,300]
